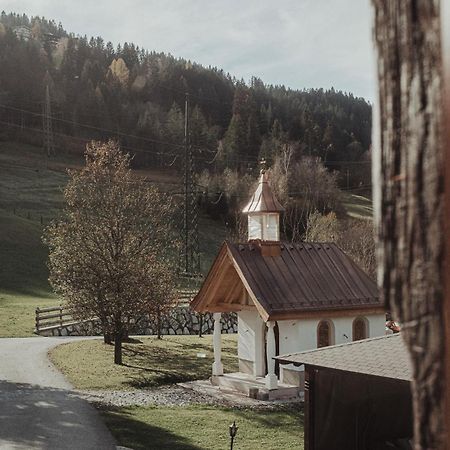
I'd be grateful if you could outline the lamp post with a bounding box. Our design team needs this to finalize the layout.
[229,421,238,450]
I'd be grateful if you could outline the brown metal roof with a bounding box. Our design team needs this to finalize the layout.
[242,171,284,213]
[191,241,382,321]
[276,334,412,382]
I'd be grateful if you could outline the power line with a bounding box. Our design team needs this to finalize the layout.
[1,102,373,169]
[0,117,258,166]
[0,103,185,149]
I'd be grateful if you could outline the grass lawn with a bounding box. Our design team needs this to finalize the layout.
[49,335,304,449]
[0,292,59,337]
[49,335,239,390]
[101,405,304,450]
[0,208,60,336]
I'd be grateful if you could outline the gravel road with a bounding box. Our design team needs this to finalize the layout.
[0,336,117,450]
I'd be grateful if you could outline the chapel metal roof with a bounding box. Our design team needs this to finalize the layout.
[242,170,285,214]
[191,241,382,321]
[276,333,412,381]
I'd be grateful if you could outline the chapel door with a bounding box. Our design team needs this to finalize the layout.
[264,321,280,376]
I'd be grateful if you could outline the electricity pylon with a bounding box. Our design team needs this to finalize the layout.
[181,93,201,277]
[43,84,55,157]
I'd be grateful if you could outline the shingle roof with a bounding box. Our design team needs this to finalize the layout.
[242,171,284,213]
[276,333,412,381]
[191,241,382,321]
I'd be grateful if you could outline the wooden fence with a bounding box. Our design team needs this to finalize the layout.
[35,290,198,334]
[35,305,74,333]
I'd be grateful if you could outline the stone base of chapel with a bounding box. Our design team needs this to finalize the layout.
[211,372,302,401]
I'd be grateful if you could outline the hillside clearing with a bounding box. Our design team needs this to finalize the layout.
[341,192,373,219]
[0,142,226,336]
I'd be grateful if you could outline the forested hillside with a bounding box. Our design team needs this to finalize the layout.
[0,12,372,186]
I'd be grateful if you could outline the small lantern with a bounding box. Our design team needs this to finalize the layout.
[242,169,284,242]
[229,420,238,449]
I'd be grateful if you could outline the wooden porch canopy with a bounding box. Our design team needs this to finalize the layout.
[191,240,383,322]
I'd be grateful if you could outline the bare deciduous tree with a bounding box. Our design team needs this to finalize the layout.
[271,155,342,241]
[44,141,178,364]
[305,211,376,279]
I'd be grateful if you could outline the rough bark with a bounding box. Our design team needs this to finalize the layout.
[372,1,445,448]
[114,330,123,365]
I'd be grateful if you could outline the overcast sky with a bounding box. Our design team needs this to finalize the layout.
[3,0,375,101]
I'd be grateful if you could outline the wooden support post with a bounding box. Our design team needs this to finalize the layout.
[35,307,40,333]
[212,313,223,376]
[59,305,63,327]
[265,321,278,390]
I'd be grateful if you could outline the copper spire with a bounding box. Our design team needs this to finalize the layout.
[242,169,284,213]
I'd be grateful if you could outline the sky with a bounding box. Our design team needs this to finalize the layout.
[2,0,376,101]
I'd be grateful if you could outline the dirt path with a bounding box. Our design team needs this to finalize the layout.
[0,337,117,450]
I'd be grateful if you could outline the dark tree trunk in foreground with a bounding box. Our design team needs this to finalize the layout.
[372,1,445,448]
[114,330,123,365]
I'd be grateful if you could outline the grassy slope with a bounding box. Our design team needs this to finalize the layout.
[0,142,70,336]
[341,192,373,219]
[49,335,238,390]
[0,141,227,336]
[102,405,303,450]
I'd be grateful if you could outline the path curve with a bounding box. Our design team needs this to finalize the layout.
[0,336,117,450]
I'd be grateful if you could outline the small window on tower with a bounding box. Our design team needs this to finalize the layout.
[248,215,262,240]
[265,214,279,241]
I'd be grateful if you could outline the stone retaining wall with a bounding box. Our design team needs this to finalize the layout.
[39,306,237,337]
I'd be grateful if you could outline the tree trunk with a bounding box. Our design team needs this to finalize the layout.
[114,330,123,365]
[372,1,445,448]
[103,332,112,345]
[157,309,162,340]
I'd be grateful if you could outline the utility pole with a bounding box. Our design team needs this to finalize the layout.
[43,84,55,157]
[181,93,201,277]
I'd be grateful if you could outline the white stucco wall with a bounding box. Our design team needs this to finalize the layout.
[278,313,386,383]
[237,310,265,377]
[237,310,386,383]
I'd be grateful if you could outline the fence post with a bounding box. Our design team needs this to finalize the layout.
[59,304,63,327]
[35,307,40,333]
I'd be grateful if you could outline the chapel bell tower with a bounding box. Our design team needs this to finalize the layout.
[242,168,284,242]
